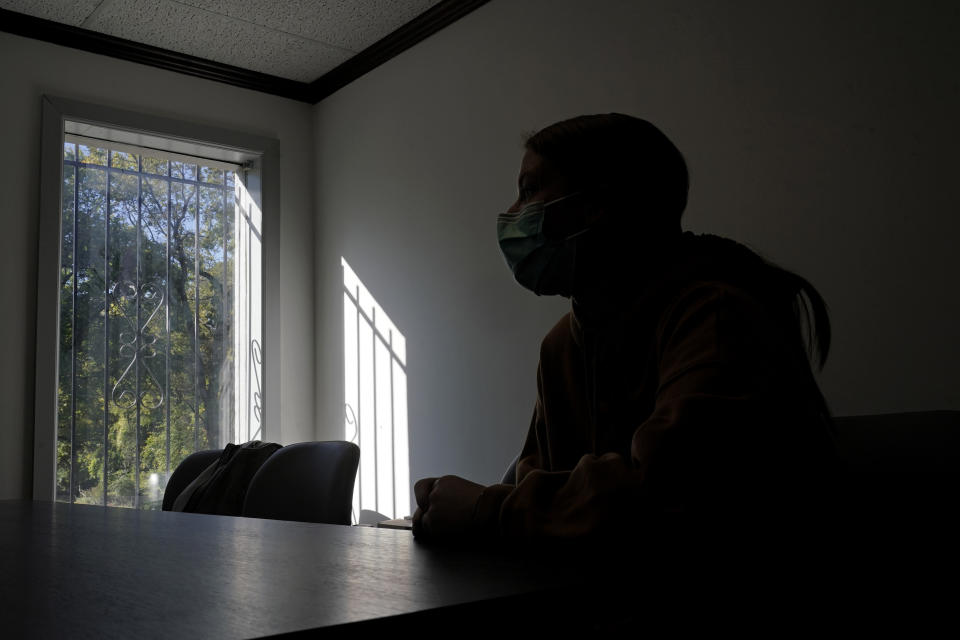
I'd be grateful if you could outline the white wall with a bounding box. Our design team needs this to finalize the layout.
[0,31,316,500]
[313,0,960,500]
[4,0,957,504]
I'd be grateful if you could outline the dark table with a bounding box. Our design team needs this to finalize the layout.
[8,500,941,637]
[0,500,596,638]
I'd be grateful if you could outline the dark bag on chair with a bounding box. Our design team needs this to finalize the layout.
[171,440,282,516]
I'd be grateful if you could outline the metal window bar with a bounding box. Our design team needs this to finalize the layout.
[237,193,263,444]
[194,172,200,453]
[343,279,407,520]
[135,151,142,509]
[221,187,227,447]
[246,200,251,442]
[61,145,240,507]
[69,157,79,504]
[165,160,172,479]
[103,161,110,507]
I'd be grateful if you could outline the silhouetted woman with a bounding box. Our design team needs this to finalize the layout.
[413,114,840,546]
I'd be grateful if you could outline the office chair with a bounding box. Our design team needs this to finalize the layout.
[161,449,223,511]
[833,411,960,521]
[242,441,361,525]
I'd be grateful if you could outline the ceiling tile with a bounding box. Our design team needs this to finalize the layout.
[1,0,457,87]
[278,31,354,82]
[0,0,103,25]
[84,0,352,82]
[175,0,442,52]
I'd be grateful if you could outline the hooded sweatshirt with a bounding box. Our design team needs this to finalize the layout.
[474,232,841,542]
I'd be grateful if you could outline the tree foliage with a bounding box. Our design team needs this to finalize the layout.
[58,143,239,509]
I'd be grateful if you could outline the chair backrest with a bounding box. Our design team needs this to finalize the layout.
[162,449,223,511]
[170,441,282,515]
[833,411,960,474]
[242,441,361,525]
[833,410,960,517]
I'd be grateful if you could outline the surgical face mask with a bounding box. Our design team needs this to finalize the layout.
[496,193,589,297]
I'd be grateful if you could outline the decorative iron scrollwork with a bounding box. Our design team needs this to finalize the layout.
[110,280,165,410]
[344,403,358,444]
[251,338,262,426]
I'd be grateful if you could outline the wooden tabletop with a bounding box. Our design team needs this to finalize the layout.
[0,500,582,638]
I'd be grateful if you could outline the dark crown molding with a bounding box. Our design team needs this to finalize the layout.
[306,0,490,103]
[0,0,490,105]
[0,8,313,102]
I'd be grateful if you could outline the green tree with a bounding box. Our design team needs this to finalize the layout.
[58,143,240,509]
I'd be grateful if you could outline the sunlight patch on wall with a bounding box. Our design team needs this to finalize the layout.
[342,257,409,522]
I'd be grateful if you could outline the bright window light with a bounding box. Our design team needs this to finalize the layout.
[55,132,262,509]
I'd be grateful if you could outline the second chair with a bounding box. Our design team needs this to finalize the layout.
[242,441,360,525]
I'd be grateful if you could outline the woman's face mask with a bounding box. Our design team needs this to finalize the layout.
[496,193,589,297]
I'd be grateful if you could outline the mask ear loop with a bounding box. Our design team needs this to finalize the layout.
[535,221,590,297]
[564,226,591,241]
[542,191,583,208]
[540,191,590,242]
[563,222,594,297]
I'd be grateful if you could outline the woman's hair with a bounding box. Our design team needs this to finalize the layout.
[778,261,835,422]
[783,267,832,373]
[692,234,833,373]
[524,113,689,233]
[766,259,833,376]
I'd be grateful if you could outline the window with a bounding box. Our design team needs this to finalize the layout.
[34,97,277,506]
[342,258,410,522]
[55,131,262,508]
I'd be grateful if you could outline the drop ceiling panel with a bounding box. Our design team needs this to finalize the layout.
[0,0,102,25]
[177,0,440,52]
[85,0,354,81]
[0,0,445,84]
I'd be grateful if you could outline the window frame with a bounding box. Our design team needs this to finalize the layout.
[34,95,280,501]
